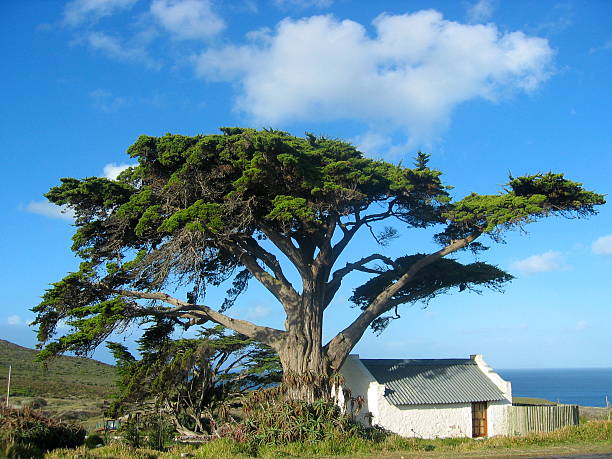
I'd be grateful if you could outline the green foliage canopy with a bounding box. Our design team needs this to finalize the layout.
[107,322,280,436]
[32,128,605,379]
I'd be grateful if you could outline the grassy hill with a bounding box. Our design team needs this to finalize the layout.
[513,397,557,406]
[0,339,116,400]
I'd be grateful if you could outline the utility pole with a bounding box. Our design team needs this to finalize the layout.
[6,365,11,408]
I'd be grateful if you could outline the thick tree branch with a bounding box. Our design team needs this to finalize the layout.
[331,201,396,265]
[325,254,397,308]
[330,223,360,265]
[311,213,339,279]
[118,289,286,349]
[341,200,396,228]
[324,232,482,369]
[237,235,291,286]
[221,242,300,306]
[321,205,397,310]
[260,223,306,272]
[361,202,397,225]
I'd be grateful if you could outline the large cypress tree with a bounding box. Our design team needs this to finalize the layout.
[34,128,605,401]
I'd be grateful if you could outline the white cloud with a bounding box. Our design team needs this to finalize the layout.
[274,0,334,9]
[532,3,573,35]
[7,315,22,326]
[23,201,75,221]
[589,40,612,54]
[6,315,34,326]
[511,251,566,275]
[592,234,612,256]
[151,0,225,40]
[85,31,160,68]
[89,89,129,112]
[21,163,134,223]
[575,320,588,331]
[467,0,494,23]
[103,162,134,179]
[352,131,409,157]
[353,131,392,156]
[195,11,553,144]
[64,0,138,26]
[245,304,272,320]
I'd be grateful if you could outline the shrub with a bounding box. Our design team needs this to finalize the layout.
[84,433,104,448]
[2,441,44,459]
[121,417,142,448]
[120,413,175,450]
[227,392,386,448]
[0,406,86,453]
[27,398,48,409]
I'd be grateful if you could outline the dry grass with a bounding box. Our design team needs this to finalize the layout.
[580,406,612,421]
[8,397,107,431]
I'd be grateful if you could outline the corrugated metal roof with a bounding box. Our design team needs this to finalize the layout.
[360,358,506,406]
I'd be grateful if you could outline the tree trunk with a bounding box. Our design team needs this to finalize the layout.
[278,342,331,403]
[278,289,332,402]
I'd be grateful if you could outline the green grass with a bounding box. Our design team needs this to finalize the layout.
[0,339,117,431]
[45,420,612,458]
[0,339,116,400]
[512,397,557,406]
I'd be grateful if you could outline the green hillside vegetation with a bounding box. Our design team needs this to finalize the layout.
[0,339,116,400]
[45,421,612,458]
[513,397,557,406]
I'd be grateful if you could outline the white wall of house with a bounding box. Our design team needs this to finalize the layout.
[336,354,374,425]
[471,354,513,437]
[472,354,512,401]
[368,382,474,438]
[487,400,512,437]
[339,354,513,439]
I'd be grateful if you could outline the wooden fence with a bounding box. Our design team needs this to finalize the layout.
[508,405,579,435]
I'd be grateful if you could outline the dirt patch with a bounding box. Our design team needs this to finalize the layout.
[347,444,612,459]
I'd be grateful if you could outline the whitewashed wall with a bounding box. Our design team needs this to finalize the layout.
[472,354,512,401]
[368,382,473,438]
[473,354,512,437]
[488,400,511,436]
[336,354,373,425]
[339,354,513,439]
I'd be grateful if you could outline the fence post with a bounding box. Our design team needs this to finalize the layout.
[508,404,579,435]
[5,365,11,408]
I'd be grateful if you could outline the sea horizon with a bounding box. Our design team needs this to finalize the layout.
[500,366,612,370]
[497,367,612,408]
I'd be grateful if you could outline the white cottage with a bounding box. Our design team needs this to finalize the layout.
[338,354,512,439]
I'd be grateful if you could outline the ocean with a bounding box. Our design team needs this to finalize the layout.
[498,368,612,407]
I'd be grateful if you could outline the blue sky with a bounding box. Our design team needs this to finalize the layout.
[1,0,610,369]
